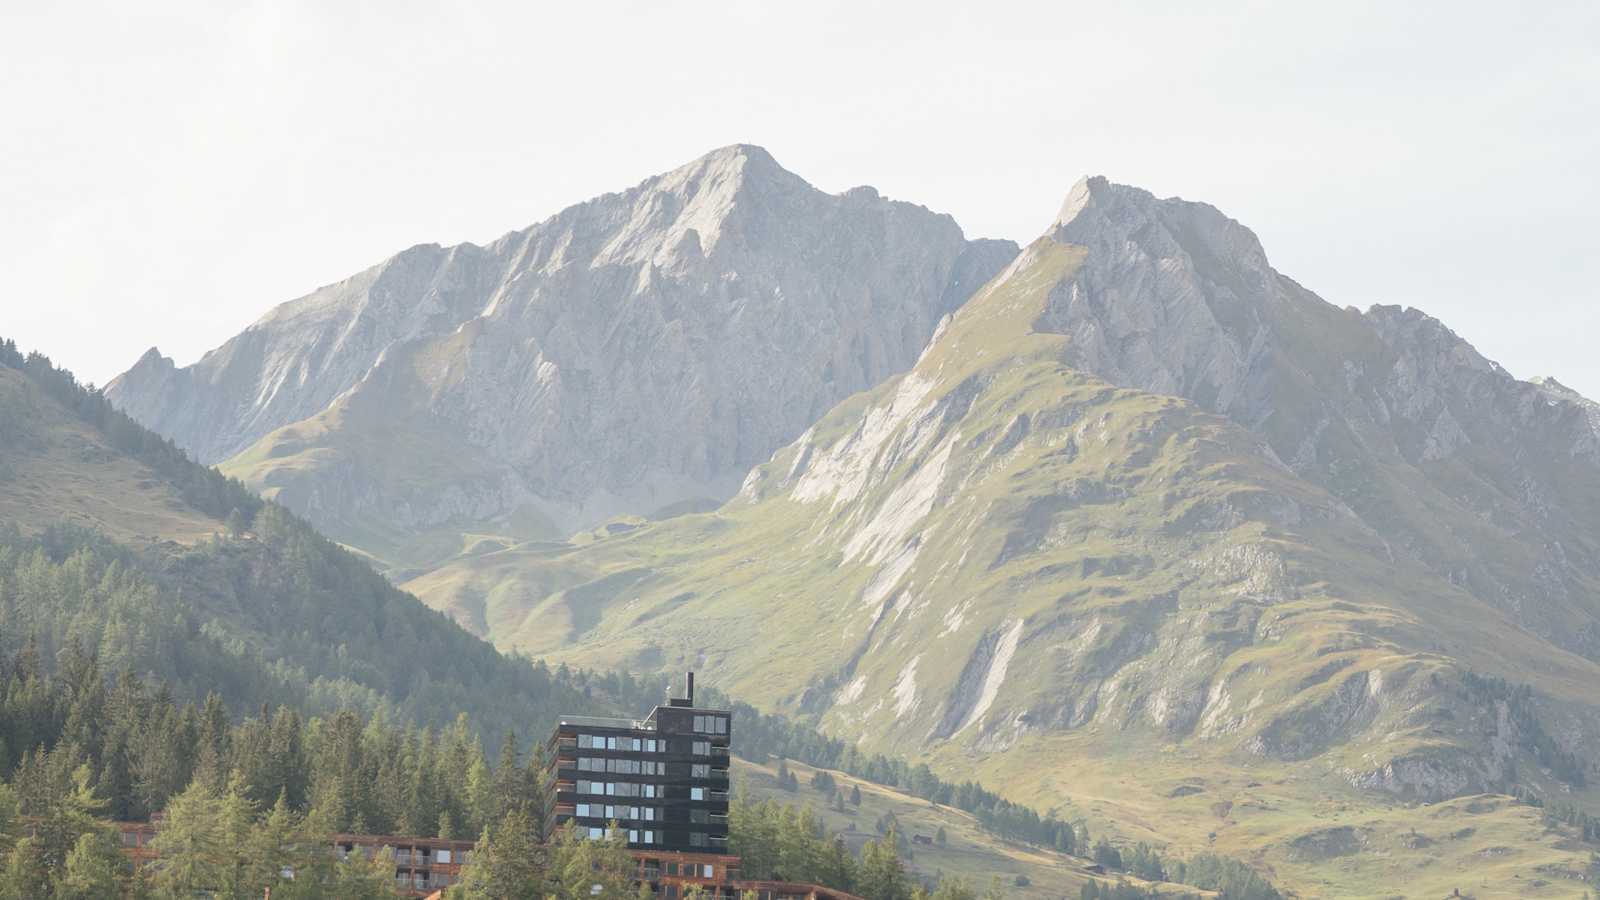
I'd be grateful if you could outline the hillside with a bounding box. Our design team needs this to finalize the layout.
[0,339,625,739]
[732,756,1199,898]
[104,145,1016,573]
[0,362,216,544]
[399,187,1600,895]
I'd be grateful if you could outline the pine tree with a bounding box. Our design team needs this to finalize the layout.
[55,830,124,900]
[456,808,545,899]
[149,780,226,894]
[0,836,51,900]
[850,784,862,807]
[0,782,16,848]
[858,828,912,900]
[335,845,402,899]
[243,791,299,894]
[930,877,976,900]
[817,835,857,894]
[548,822,635,899]
[192,692,231,796]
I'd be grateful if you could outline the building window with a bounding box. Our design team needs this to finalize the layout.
[703,864,715,878]
[692,740,711,756]
[691,763,709,778]
[437,849,452,864]
[690,787,705,801]
[689,832,707,848]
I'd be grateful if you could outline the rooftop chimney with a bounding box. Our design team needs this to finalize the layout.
[668,671,696,708]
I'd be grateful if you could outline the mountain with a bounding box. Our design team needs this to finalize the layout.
[400,180,1600,893]
[105,145,1017,571]
[0,339,625,741]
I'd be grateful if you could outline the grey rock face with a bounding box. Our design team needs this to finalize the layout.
[107,145,1017,546]
[1036,176,1600,660]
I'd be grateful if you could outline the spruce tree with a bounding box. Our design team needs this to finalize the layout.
[55,830,123,900]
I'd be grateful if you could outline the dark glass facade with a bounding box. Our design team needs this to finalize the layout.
[549,676,731,854]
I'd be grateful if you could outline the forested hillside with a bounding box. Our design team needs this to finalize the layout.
[0,338,634,740]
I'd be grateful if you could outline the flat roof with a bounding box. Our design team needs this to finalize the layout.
[556,706,733,731]
[556,715,649,729]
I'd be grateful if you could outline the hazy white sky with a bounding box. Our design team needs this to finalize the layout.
[2,1,1597,394]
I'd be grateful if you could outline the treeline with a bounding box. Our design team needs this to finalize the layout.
[728,798,1018,900]
[0,768,402,899]
[722,694,1283,899]
[1081,882,1200,900]
[0,644,561,837]
[0,339,257,521]
[1511,788,1600,844]
[1456,672,1587,787]
[713,691,1074,851]
[0,517,632,743]
[1088,841,1280,900]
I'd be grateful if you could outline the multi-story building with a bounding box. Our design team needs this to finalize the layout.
[549,672,732,855]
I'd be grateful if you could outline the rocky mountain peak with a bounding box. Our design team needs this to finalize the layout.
[133,346,173,368]
[105,147,1018,563]
[1050,175,1272,282]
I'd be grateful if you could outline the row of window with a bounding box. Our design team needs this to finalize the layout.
[691,715,729,735]
[577,734,663,752]
[576,756,665,775]
[574,803,659,821]
[576,758,719,777]
[575,780,659,797]
[573,733,724,754]
[642,860,718,879]
[572,781,717,801]
[582,826,662,845]
[578,828,719,849]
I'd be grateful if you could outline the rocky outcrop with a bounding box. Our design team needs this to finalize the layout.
[106,146,1017,550]
[1034,176,1600,661]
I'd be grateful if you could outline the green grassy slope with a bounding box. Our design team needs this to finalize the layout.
[0,364,222,543]
[733,756,1205,898]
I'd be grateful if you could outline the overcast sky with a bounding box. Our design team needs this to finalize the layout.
[2,1,1597,395]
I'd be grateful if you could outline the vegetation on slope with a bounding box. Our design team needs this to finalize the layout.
[0,339,623,738]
